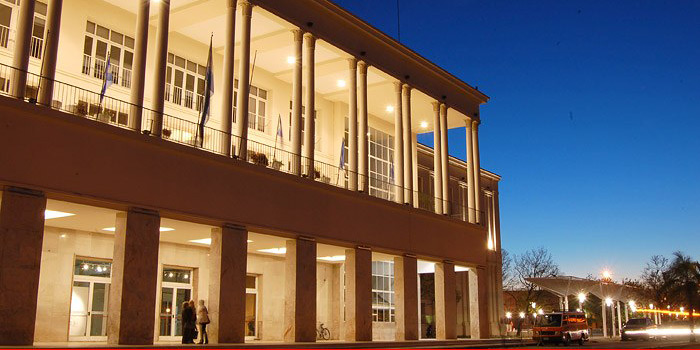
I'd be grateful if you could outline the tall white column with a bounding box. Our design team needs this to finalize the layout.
[234,0,253,159]
[471,119,482,223]
[358,60,369,192]
[432,102,443,214]
[290,29,303,175]
[564,295,569,311]
[150,0,170,137]
[602,302,607,338]
[302,32,316,177]
[402,84,413,205]
[220,0,237,156]
[611,302,617,337]
[465,117,476,223]
[37,0,63,106]
[11,0,35,99]
[393,82,404,204]
[616,302,622,336]
[624,303,629,322]
[128,0,150,131]
[347,58,358,190]
[439,103,450,215]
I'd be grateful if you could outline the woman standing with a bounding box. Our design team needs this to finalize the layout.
[197,300,210,344]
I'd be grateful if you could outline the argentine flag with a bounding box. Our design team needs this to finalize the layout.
[99,52,113,104]
[198,36,214,147]
[339,138,346,170]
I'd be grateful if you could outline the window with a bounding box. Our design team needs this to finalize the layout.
[287,101,316,145]
[234,79,268,132]
[372,261,395,322]
[165,52,207,111]
[0,0,46,54]
[82,21,134,88]
[74,258,112,278]
[162,268,192,284]
[0,2,12,48]
[344,119,395,200]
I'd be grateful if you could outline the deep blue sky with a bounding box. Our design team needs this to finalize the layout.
[331,0,700,279]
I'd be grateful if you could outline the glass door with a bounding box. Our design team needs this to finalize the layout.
[159,267,193,341]
[69,280,110,341]
[245,275,258,339]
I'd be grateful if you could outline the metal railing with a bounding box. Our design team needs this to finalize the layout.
[0,62,486,225]
[0,24,10,49]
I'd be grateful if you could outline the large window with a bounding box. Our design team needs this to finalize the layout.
[343,119,395,200]
[165,52,206,111]
[234,79,268,132]
[0,0,46,56]
[372,261,395,322]
[82,21,134,89]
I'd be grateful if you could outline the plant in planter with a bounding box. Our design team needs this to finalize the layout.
[162,128,172,138]
[271,159,283,171]
[314,168,321,179]
[247,151,269,167]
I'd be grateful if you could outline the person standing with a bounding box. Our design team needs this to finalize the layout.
[181,301,195,344]
[197,299,210,344]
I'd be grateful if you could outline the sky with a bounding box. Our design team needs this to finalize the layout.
[330,0,700,280]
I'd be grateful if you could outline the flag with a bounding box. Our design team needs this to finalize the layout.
[99,52,113,104]
[339,137,346,170]
[389,163,394,184]
[276,114,284,145]
[198,36,214,147]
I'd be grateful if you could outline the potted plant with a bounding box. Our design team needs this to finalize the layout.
[162,128,171,138]
[314,168,321,179]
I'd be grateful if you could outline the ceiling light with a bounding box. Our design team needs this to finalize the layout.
[318,255,346,261]
[45,210,74,220]
[257,247,286,255]
[455,266,470,272]
[102,226,174,232]
[286,56,295,64]
[189,238,253,245]
[386,105,394,113]
[420,121,429,128]
[336,79,346,88]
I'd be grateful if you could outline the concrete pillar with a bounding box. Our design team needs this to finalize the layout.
[401,84,413,205]
[208,224,247,344]
[611,301,617,337]
[344,247,372,341]
[11,0,35,99]
[347,58,358,190]
[0,187,46,345]
[37,0,63,106]
[564,295,569,311]
[150,0,170,137]
[465,117,476,223]
[128,0,149,131]
[358,61,369,193]
[468,268,481,339]
[290,29,303,175]
[393,82,404,203]
[394,254,418,340]
[432,102,443,214]
[284,238,316,342]
[234,0,253,159]
[602,302,607,338]
[435,261,456,340]
[617,301,622,336]
[107,209,160,345]
[302,33,316,178]
[439,103,449,215]
[471,120,482,223]
[624,303,629,322]
[219,0,237,156]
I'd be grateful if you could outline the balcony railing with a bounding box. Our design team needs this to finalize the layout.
[30,36,43,59]
[0,62,486,225]
[0,25,10,49]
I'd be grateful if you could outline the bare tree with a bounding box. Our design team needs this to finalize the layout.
[513,247,561,335]
[641,255,669,312]
[502,249,517,291]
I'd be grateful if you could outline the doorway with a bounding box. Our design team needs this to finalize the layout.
[158,267,193,341]
[69,258,112,341]
[245,275,259,340]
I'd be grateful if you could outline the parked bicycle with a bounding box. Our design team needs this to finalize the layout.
[317,323,330,340]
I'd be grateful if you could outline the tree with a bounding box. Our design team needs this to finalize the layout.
[662,252,700,343]
[512,247,561,335]
[502,249,517,291]
[641,255,670,312]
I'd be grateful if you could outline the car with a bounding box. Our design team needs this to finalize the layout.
[533,311,589,346]
[621,317,656,341]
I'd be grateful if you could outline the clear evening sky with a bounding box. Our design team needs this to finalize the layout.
[331,0,700,280]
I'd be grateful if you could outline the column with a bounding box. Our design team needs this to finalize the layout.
[611,302,617,337]
[616,302,622,336]
[394,254,418,340]
[37,0,63,106]
[401,84,413,205]
[11,0,35,99]
[465,117,476,223]
[220,0,237,156]
[602,301,607,337]
[234,0,253,159]
[344,247,372,341]
[564,295,569,311]
[128,0,150,131]
[0,187,46,345]
[432,102,443,214]
[393,82,404,203]
[358,60,369,192]
[347,58,358,190]
[150,0,170,137]
[471,119,482,223]
[624,303,629,322]
[468,268,481,339]
[435,261,456,340]
[302,33,316,177]
[107,209,160,345]
[208,224,247,344]
[290,29,303,175]
[284,238,317,342]
[439,103,450,215]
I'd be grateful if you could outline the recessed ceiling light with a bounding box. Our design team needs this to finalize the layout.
[455,266,470,272]
[318,255,346,261]
[44,210,74,220]
[257,247,286,255]
[188,238,254,245]
[286,56,295,64]
[101,226,174,232]
[420,121,429,128]
[386,105,394,113]
[336,79,346,88]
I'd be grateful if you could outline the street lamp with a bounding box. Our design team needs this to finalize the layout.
[605,297,613,307]
[601,269,612,281]
[519,312,525,319]
[506,312,512,319]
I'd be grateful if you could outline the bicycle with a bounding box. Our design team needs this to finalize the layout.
[317,323,330,340]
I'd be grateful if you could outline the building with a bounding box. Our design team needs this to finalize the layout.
[0,0,504,346]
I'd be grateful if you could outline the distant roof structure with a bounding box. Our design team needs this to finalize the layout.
[526,276,642,302]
